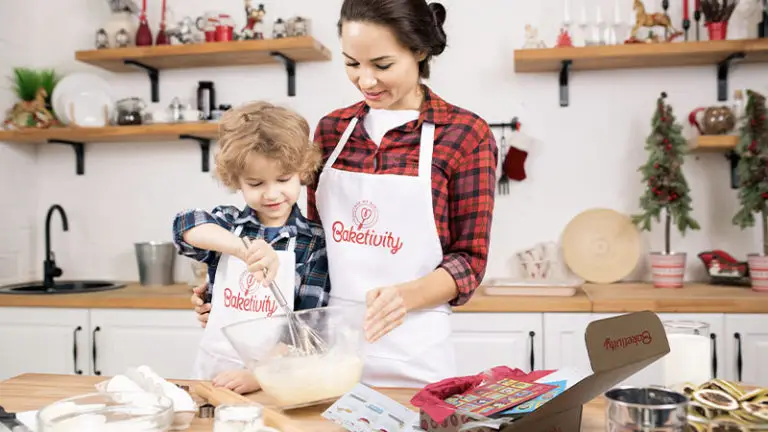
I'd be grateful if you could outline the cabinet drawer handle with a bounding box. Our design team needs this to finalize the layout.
[92,326,101,376]
[710,333,717,378]
[528,331,536,372]
[734,332,742,382]
[73,326,82,375]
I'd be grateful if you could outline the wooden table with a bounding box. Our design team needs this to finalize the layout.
[0,374,608,431]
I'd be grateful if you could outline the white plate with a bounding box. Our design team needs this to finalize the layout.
[66,89,112,127]
[52,73,113,125]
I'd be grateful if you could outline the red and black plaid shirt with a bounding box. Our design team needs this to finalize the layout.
[307,85,498,306]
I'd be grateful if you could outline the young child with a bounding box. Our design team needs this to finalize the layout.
[172,101,330,394]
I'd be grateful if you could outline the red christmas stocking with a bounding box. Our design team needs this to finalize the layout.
[503,145,528,181]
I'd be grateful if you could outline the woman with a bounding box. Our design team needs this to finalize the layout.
[191,0,497,388]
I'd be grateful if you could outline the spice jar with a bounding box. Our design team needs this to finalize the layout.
[661,321,712,389]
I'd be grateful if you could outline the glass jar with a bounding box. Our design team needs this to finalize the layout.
[114,97,146,126]
[213,404,280,432]
[661,321,712,389]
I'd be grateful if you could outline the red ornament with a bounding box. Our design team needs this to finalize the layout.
[654,163,659,169]
[763,192,768,199]
[661,117,667,122]
[663,138,669,144]
[666,144,672,150]
[555,28,574,47]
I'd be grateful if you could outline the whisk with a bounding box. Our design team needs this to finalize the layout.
[242,237,327,356]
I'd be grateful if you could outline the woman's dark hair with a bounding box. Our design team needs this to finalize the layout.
[338,0,447,79]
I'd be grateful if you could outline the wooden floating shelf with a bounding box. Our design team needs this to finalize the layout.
[74,36,332,100]
[0,123,219,175]
[691,134,739,150]
[514,39,768,107]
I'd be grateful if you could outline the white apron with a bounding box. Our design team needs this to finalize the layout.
[316,117,456,388]
[192,225,296,380]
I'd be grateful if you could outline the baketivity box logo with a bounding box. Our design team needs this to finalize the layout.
[603,330,652,351]
[331,200,403,254]
[221,270,278,316]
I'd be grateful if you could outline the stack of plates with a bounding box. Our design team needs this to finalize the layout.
[51,73,115,127]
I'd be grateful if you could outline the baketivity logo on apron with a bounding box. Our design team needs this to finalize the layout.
[223,270,278,316]
[331,200,403,254]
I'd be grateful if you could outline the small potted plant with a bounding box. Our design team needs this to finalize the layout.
[700,0,737,40]
[632,92,700,288]
[732,89,768,293]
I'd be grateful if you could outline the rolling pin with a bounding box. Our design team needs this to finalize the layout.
[193,382,304,432]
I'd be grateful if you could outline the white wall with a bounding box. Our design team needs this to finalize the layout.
[1,0,767,284]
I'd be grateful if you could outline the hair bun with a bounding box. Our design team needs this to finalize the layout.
[428,2,447,27]
[428,2,447,56]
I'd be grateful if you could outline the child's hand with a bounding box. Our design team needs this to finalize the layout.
[243,238,279,283]
[212,369,261,394]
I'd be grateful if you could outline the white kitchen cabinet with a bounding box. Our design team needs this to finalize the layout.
[542,313,594,373]
[0,307,90,381]
[450,312,543,376]
[724,314,768,387]
[89,309,204,380]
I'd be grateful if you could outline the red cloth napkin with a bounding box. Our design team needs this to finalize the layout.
[410,366,556,423]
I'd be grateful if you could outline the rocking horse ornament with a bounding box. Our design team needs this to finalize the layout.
[627,0,683,43]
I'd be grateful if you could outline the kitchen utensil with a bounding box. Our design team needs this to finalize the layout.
[193,383,303,432]
[497,127,509,195]
[605,386,688,432]
[135,241,176,286]
[36,391,174,431]
[221,304,366,409]
[561,208,641,283]
[241,237,327,356]
[0,405,32,432]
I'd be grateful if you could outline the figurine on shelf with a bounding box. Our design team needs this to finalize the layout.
[555,28,574,47]
[626,0,683,43]
[3,88,58,130]
[522,24,546,48]
[698,250,750,286]
[241,0,266,40]
[95,29,110,49]
[273,18,287,38]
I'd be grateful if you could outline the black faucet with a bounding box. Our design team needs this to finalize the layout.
[44,204,68,289]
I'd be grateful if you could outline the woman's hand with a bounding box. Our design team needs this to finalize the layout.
[243,238,279,283]
[190,282,210,328]
[364,286,407,342]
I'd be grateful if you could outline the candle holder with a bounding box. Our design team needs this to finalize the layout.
[662,0,670,39]
[694,9,701,40]
[683,18,691,40]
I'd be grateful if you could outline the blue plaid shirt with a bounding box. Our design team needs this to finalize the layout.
[172,204,330,311]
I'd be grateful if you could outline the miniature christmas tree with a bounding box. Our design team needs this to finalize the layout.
[632,92,700,253]
[732,90,768,254]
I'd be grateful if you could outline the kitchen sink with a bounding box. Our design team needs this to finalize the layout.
[0,280,126,295]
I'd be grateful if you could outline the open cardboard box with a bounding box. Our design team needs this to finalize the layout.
[418,310,671,432]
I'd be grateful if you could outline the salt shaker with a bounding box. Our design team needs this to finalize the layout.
[214,404,280,432]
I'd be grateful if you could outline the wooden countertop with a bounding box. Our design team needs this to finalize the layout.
[0,373,608,431]
[0,281,766,313]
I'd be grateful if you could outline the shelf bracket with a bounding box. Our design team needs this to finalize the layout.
[726,150,740,189]
[716,52,745,102]
[270,52,296,97]
[124,60,160,103]
[559,60,572,107]
[180,135,212,172]
[48,139,85,175]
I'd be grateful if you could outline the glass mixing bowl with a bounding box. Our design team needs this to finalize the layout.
[222,304,367,409]
[36,391,174,431]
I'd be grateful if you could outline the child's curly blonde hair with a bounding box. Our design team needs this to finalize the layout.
[214,101,322,190]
